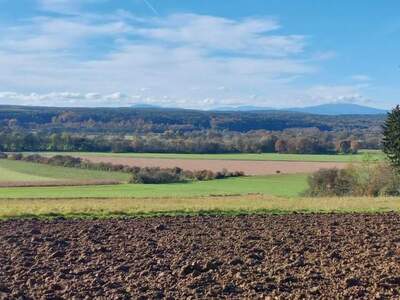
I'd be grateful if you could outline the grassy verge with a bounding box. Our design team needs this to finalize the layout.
[0,174,308,199]
[0,159,130,182]
[1,195,399,220]
[34,150,385,163]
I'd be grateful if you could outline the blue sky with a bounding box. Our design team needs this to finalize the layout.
[0,0,398,109]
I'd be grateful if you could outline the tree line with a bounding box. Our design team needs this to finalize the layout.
[0,105,384,134]
[0,105,384,154]
[0,130,366,154]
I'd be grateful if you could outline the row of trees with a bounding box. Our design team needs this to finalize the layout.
[0,131,363,154]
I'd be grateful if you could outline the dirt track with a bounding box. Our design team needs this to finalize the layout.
[80,156,349,175]
[1,214,400,299]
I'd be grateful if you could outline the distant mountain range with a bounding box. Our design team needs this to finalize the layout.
[287,103,387,115]
[131,103,161,109]
[212,103,387,115]
[212,105,275,112]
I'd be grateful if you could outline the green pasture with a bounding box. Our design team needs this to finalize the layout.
[0,159,130,182]
[35,150,385,162]
[0,174,308,199]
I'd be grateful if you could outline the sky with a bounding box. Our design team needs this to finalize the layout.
[0,0,399,109]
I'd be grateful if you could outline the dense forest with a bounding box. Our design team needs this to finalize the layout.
[0,105,384,154]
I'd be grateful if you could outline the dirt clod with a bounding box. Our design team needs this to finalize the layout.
[1,214,400,298]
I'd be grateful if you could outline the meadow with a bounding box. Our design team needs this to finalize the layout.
[1,195,399,220]
[0,174,308,198]
[0,151,394,220]
[36,150,384,163]
[0,159,130,182]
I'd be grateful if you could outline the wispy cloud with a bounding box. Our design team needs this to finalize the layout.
[351,74,372,82]
[142,0,159,16]
[0,4,351,108]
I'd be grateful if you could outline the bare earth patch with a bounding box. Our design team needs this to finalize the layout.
[1,214,400,299]
[79,156,349,175]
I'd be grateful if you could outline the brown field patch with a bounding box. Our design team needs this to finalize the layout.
[80,155,349,175]
[1,214,400,298]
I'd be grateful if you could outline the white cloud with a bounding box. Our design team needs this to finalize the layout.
[351,74,372,82]
[0,16,130,53]
[303,84,371,106]
[0,8,350,108]
[139,14,305,56]
[37,0,108,14]
[0,91,138,107]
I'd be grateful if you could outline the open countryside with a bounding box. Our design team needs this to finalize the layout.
[1,1,400,298]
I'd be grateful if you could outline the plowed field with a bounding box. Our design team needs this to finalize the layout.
[1,214,400,299]
[80,156,349,175]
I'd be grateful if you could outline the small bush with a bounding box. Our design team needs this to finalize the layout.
[352,162,400,197]
[306,163,400,197]
[0,152,7,159]
[129,168,184,184]
[8,153,23,160]
[305,168,357,197]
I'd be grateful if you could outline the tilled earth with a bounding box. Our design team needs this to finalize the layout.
[80,156,348,175]
[1,214,400,299]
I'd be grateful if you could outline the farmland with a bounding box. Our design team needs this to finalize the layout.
[37,150,385,162]
[0,150,398,299]
[1,1,397,297]
[1,195,400,220]
[0,159,130,183]
[0,174,308,199]
[2,214,400,298]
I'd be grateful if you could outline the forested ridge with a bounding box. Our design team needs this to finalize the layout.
[0,105,385,153]
[0,105,384,133]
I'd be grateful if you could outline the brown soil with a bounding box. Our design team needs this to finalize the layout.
[80,156,349,175]
[1,214,400,299]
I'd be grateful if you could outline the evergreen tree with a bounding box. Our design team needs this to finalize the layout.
[382,105,400,168]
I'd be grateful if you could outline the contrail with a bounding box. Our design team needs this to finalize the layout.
[142,0,159,16]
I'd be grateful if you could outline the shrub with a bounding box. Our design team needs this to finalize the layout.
[352,162,400,196]
[306,168,357,197]
[129,168,184,184]
[0,152,7,159]
[8,153,23,160]
[306,163,400,197]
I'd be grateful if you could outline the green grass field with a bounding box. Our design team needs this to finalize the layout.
[0,174,308,198]
[0,159,130,182]
[35,150,385,162]
[1,195,399,220]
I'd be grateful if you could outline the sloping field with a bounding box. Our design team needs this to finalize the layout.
[78,155,349,176]
[0,159,130,184]
[1,195,400,219]
[0,164,52,182]
[1,214,400,298]
[0,174,308,199]
[37,150,385,162]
